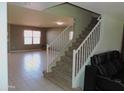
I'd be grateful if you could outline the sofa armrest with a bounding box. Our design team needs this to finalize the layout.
[96,75,124,91]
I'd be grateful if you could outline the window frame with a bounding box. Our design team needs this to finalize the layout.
[24,30,41,45]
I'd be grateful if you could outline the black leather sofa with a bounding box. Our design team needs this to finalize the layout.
[84,50,124,91]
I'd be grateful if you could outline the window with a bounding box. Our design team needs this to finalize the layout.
[24,30,41,45]
[33,31,41,44]
[24,30,32,45]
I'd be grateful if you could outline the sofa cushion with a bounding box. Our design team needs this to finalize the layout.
[97,62,117,77]
[91,54,107,65]
[111,60,123,72]
[103,62,117,77]
[96,65,108,76]
[91,51,121,66]
[96,75,124,91]
[112,68,124,83]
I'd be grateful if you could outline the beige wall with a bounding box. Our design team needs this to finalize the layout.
[8,24,66,51]
[94,15,123,54]
[46,27,66,44]
[79,15,124,89]
[8,24,47,51]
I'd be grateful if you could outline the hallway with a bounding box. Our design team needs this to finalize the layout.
[8,51,63,91]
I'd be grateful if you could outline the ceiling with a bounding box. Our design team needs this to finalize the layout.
[8,2,62,11]
[8,2,124,27]
[8,3,73,28]
[71,2,124,22]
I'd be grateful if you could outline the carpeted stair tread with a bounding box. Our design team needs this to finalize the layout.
[52,68,72,83]
[65,51,73,56]
[56,60,72,67]
[60,56,73,63]
[55,62,72,73]
[52,66,72,76]
[52,64,72,73]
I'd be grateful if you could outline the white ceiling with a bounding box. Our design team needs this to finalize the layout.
[8,2,62,11]
[8,2,124,27]
[71,2,124,22]
[8,3,73,28]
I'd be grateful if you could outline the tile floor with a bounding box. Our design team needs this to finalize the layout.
[8,50,63,91]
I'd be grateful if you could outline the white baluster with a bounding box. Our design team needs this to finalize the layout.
[47,26,73,72]
[47,44,49,72]
[72,20,101,87]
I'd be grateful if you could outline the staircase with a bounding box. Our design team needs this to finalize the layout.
[44,17,101,90]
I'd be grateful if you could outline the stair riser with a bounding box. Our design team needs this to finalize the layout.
[52,67,72,76]
[53,73,72,84]
[55,65,72,73]
[75,37,84,42]
[61,56,72,61]
[60,59,72,64]
[56,61,72,67]
[72,42,82,48]
[65,49,73,54]
[56,62,72,70]
[72,40,82,46]
[61,56,72,62]
[52,66,72,74]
